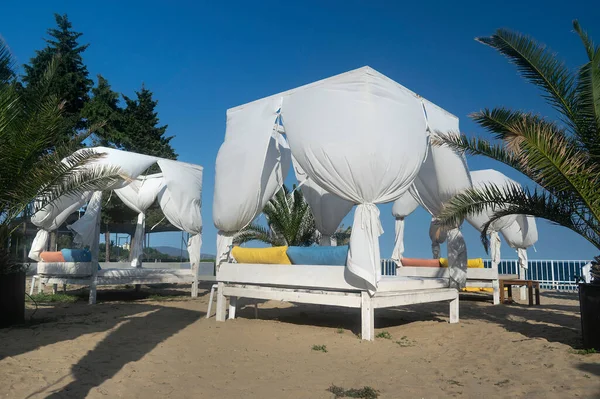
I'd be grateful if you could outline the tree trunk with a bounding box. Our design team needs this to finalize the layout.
[22,221,27,263]
[49,231,57,251]
[105,231,110,262]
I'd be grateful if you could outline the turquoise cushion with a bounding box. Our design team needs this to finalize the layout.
[286,245,348,266]
[61,249,92,262]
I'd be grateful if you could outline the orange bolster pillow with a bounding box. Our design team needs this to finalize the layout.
[40,251,66,262]
[400,258,441,267]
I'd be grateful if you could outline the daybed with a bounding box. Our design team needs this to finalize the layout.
[215,263,458,340]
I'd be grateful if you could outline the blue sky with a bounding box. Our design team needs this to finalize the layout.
[2,0,599,260]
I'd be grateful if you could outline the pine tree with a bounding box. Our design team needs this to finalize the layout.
[82,75,125,147]
[0,39,15,84]
[22,14,92,136]
[121,85,177,159]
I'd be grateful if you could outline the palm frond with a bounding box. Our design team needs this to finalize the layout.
[573,20,597,62]
[477,29,578,133]
[437,183,600,250]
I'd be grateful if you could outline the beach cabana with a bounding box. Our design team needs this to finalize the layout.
[213,67,461,340]
[28,147,207,304]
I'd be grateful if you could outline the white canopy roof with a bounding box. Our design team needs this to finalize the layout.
[213,66,463,290]
[29,147,203,269]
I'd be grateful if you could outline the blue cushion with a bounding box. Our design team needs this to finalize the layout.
[286,245,348,266]
[61,249,92,262]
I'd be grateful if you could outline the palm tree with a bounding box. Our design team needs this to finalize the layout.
[234,184,317,246]
[0,38,121,274]
[433,21,600,252]
[332,224,352,246]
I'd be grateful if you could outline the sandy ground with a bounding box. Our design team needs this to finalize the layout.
[1,280,599,399]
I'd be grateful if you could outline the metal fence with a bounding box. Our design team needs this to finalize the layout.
[381,258,590,291]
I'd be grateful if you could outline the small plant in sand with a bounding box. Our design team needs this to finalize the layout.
[395,336,414,347]
[327,385,380,399]
[336,328,344,334]
[571,348,598,355]
[27,293,80,303]
[375,331,391,340]
[312,344,328,353]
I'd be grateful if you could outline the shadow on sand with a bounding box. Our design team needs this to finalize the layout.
[0,286,205,398]
[230,291,582,346]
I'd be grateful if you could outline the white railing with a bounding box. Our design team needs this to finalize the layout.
[381,258,590,291]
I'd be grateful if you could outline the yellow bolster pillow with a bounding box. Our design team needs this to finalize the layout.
[231,246,291,265]
[440,258,484,268]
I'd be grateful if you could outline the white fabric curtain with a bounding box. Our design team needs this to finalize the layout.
[466,169,521,274]
[501,215,538,271]
[213,97,291,265]
[390,191,419,263]
[391,218,405,263]
[292,156,353,244]
[466,170,519,234]
[156,159,203,271]
[28,191,93,261]
[71,146,159,190]
[408,101,471,287]
[429,219,447,259]
[282,68,428,290]
[68,191,104,249]
[447,228,467,288]
[114,174,165,267]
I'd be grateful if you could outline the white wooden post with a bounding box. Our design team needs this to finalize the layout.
[228,296,237,319]
[449,294,459,323]
[29,276,36,296]
[88,192,102,305]
[518,265,527,300]
[492,279,500,305]
[191,260,199,298]
[360,291,374,341]
[63,284,67,293]
[52,284,58,295]
[216,282,226,321]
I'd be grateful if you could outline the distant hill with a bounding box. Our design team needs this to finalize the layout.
[154,246,215,260]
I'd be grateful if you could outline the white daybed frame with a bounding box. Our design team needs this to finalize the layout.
[215,263,459,341]
[397,266,501,305]
[30,262,216,302]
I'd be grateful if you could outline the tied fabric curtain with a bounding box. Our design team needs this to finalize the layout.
[390,191,419,264]
[292,156,353,247]
[156,159,203,272]
[408,100,472,288]
[466,169,521,275]
[213,97,291,265]
[28,191,93,261]
[68,191,103,249]
[114,174,165,267]
[282,68,428,290]
[501,215,538,271]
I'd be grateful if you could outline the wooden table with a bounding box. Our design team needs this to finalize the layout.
[499,279,540,306]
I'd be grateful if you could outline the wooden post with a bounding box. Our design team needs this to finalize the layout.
[528,281,534,306]
[216,282,226,321]
[228,296,237,319]
[52,284,58,295]
[518,265,527,301]
[492,279,500,305]
[191,260,199,298]
[449,294,459,323]
[89,193,102,305]
[360,292,374,341]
